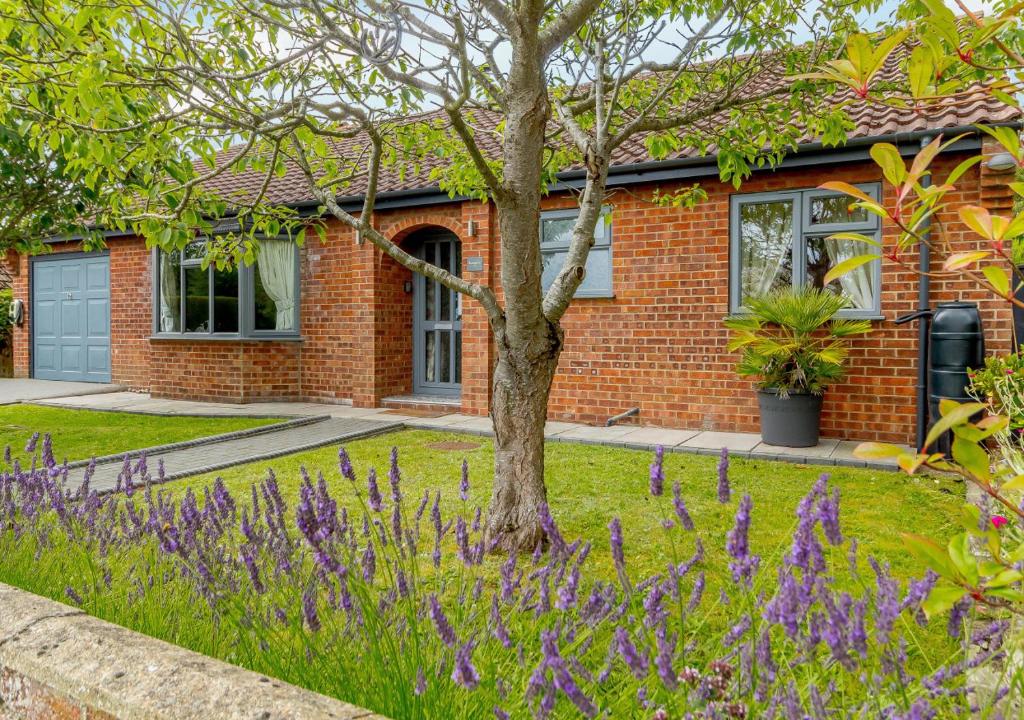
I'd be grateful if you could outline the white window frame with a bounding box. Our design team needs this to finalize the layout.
[539,207,614,299]
[728,184,882,318]
[151,238,301,339]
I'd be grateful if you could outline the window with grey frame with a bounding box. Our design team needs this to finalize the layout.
[729,184,882,317]
[540,208,613,298]
[154,238,300,337]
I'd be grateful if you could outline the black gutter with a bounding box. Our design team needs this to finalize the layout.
[45,122,1017,243]
[915,136,933,451]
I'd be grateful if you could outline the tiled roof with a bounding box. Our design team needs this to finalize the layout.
[199,58,1018,208]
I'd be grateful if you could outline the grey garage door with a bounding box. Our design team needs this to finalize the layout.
[32,255,111,382]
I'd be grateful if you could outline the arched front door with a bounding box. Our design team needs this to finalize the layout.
[412,230,462,396]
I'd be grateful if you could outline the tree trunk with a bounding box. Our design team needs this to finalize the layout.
[483,319,563,553]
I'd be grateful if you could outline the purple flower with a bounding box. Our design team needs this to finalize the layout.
[388,447,402,504]
[608,517,630,592]
[361,541,376,583]
[654,623,678,690]
[366,468,383,512]
[727,494,759,587]
[414,667,427,696]
[717,447,730,503]
[539,503,568,559]
[649,446,665,496]
[452,639,481,690]
[615,627,649,679]
[459,459,470,501]
[818,481,842,546]
[338,448,355,482]
[672,481,694,530]
[64,585,82,605]
[302,587,321,632]
[428,594,457,647]
[948,597,971,639]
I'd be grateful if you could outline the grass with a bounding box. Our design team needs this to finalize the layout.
[0,428,969,716]
[182,428,963,586]
[0,405,281,463]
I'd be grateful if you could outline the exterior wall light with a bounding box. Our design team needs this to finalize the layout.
[986,151,1018,173]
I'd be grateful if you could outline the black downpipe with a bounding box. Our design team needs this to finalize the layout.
[915,136,933,450]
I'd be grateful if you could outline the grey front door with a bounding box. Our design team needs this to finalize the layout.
[32,254,111,382]
[412,232,462,396]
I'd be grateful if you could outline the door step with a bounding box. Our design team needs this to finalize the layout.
[381,394,461,416]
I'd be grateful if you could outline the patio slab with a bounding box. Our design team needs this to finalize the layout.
[0,379,124,406]
[554,424,638,443]
[680,431,762,453]
[751,438,841,459]
[617,427,700,448]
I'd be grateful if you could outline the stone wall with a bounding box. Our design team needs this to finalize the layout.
[0,583,382,720]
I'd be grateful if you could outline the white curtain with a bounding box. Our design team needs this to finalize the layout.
[824,237,875,310]
[256,240,297,331]
[159,253,179,332]
[741,202,793,302]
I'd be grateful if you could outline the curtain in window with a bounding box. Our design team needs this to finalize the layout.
[824,237,875,310]
[256,240,296,331]
[740,201,792,303]
[159,252,179,332]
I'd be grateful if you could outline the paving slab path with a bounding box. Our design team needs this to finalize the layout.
[71,416,401,494]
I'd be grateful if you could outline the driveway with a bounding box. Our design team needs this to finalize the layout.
[0,378,124,406]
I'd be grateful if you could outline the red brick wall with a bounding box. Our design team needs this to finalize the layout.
[7,145,1013,445]
[542,151,1011,443]
[149,340,302,402]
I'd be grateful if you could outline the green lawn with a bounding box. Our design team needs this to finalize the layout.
[0,405,281,463]
[0,426,967,717]
[184,428,962,587]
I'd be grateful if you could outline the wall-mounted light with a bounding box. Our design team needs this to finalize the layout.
[986,152,1018,173]
[467,220,477,237]
[403,280,413,294]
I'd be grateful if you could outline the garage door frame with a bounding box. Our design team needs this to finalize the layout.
[30,251,112,383]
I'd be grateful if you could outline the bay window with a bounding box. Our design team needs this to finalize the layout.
[154,238,299,338]
[729,184,881,317]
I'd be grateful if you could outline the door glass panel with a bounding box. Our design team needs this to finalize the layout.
[184,266,210,332]
[440,282,451,321]
[424,330,436,383]
[454,330,462,383]
[439,330,451,383]
[424,277,435,321]
[212,266,239,333]
[738,200,794,306]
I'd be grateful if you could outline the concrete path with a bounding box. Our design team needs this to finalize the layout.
[0,379,123,405]
[34,391,906,472]
[74,416,401,493]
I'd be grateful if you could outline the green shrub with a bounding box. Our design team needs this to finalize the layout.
[724,287,871,396]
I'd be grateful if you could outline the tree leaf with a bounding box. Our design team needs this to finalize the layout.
[823,253,879,286]
[982,265,1010,296]
[924,402,986,450]
[922,584,967,617]
[948,533,979,585]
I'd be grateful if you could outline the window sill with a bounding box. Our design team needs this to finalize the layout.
[149,334,304,343]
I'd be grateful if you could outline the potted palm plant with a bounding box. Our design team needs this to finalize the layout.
[725,287,872,447]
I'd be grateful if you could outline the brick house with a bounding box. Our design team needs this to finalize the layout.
[5,88,1019,445]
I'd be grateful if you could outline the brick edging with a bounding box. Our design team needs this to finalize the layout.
[0,583,385,719]
[63,415,332,469]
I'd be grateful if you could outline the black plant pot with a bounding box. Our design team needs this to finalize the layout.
[757,390,823,448]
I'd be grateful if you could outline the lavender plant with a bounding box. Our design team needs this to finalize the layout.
[0,437,1010,718]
